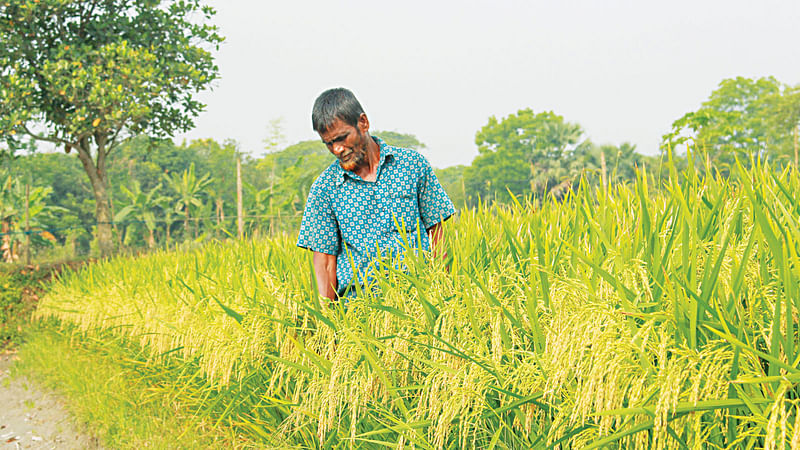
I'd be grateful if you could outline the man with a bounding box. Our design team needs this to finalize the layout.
[297,88,455,301]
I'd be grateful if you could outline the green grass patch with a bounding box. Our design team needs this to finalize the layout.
[13,322,261,449]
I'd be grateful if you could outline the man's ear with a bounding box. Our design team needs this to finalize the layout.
[358,113,369,133]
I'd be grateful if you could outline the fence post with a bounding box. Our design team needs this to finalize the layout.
[794,123,798,171]
[600,150,608,191]
[236,156,243,239]
[24,183,30,266]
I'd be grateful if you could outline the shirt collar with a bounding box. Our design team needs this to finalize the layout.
[333,136,394,186]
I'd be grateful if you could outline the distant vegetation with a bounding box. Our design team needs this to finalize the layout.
[0,130,432,261]
[2,74,799,262]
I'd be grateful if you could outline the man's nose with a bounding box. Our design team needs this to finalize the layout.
[332,142,345,155]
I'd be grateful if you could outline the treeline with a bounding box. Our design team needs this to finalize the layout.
[448,76,800,204]
[0,131,425,260]
[1,75,798,261]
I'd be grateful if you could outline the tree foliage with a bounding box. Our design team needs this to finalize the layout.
[435,165,467,207]
[663,76,800,168]
[373,130,426,150]
[164,162,211,238]
[0,0,223,255]
[464,109,589,202]
[0,171,63,261]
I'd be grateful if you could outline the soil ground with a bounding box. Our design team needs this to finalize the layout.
[0,352,101,449]
[1,261,101,449]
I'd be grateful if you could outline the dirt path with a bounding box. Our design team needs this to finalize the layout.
[0,353,101,449]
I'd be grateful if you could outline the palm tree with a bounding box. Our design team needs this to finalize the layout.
[163,163,212,240]
[611,142,639,183]
[156,194,180,246]
[527,121,585,199]
[539,121,583,159]
[244,182,272,234]
[203,186,230,238]
[114,181,162,248]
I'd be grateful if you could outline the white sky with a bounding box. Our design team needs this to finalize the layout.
[177,0,800,168]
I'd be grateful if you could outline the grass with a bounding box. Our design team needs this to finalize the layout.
[13,322,255,449]
[33,154,800,448]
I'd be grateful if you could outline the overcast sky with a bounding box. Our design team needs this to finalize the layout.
[177,0,800,168]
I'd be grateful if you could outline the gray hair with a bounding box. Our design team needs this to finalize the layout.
[311,88,365,133]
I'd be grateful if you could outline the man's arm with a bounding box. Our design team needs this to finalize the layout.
[428,221,445,259]
[313,251,338,301]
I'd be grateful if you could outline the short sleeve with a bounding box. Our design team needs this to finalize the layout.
[297,177,340,255]
[417,157,456,230]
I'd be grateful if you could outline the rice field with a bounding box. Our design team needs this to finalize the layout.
[36,156,800,448]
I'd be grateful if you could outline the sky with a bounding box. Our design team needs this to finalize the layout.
[177,0,800,169]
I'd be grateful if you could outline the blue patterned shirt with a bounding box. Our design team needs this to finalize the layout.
[297,137,455,296]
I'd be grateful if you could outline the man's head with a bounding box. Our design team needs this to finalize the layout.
[312,88,365,134]
[312,88,373,172]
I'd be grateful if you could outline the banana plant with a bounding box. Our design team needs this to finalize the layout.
[156,194,180,246]
[243,181,273,234]
[114,181,162,248]
[163,163,212,239]
[0,173,62,262]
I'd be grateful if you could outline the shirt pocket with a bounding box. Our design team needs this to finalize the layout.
[387,192,419,233]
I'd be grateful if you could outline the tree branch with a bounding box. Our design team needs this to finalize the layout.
[78,0,100,39]
[105,123,127,155]
[21,124,73,147]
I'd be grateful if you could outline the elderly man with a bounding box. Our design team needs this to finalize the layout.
[297,88,455,301]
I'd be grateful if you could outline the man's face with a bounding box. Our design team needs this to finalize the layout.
[319,116,369,172]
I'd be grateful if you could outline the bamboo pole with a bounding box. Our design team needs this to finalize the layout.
[236,156,243,239]
[600,150,608,191]
[794,123,798,171]
[24,183,30,265]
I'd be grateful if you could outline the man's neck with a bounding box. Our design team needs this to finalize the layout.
[353,136,381,182]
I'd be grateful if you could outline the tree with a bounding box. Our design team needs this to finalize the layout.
[263,117,287,154]
[663,77,800,169]
[569,141,641,188]
[5,149,93,246]
[114,181,162,248]
[373,131,426,150]
[435,165,467,208]
[767,84,800,168]
[156,194,180,246]
[0,172,61,262]
[464,109,586,202]
[164,163,211,239]
[0,1,223,256]
[243,182,271,233]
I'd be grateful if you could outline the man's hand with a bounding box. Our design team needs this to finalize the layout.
[312,252,338,301]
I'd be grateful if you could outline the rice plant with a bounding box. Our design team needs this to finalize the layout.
[36,154,800,448]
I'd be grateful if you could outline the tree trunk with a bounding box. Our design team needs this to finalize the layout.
[75,136,114,258]
[91,171,113,257]
[1,221,15,263]
[600,151,608,191]
[24,183,30,266]
[147,228,155,248]
[215,198,224,238]
[184,205,190,237]
[237,157,243,239]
